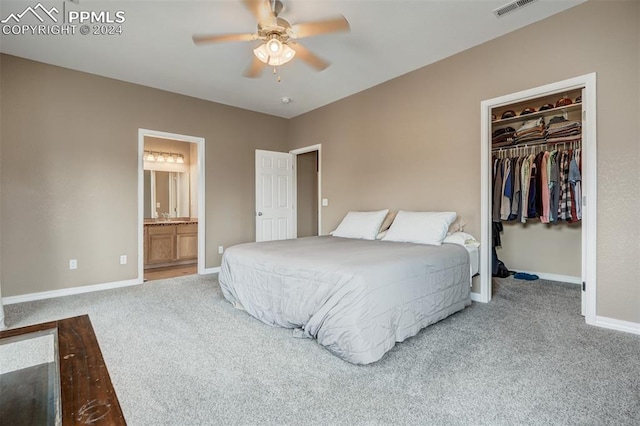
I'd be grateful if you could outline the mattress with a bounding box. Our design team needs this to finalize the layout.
[465,244,480,276]
[219,236,471,364]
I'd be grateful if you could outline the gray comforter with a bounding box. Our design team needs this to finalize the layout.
[219,236,470,364]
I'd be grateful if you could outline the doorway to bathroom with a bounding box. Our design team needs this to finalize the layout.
[138,129,205,282]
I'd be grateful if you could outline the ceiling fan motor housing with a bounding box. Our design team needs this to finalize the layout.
[258,17,292,41]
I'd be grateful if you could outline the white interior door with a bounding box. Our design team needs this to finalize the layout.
[255,150,294,242]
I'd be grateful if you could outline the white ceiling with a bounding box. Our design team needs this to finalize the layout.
[0,0,586,118]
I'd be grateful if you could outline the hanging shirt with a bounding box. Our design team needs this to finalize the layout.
[528,155,538,219]
[569,178,578,223]
[549,150,560,223]
[569,151,582,221]
[501,158,512,220]
[558,150,573,221]
[509,156,522,221]
[528,152,544,218]
[540,151,551,223]
[520,155,532,223]
[492,158,503,222]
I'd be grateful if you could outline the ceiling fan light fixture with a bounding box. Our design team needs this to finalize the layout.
[255,48,267,61]
[253,40,295,67]
[267,38,282,54]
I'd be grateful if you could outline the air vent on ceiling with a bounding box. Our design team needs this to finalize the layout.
[493,0,538,18]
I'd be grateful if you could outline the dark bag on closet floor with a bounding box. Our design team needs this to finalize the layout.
[492,247,511,278]
[494,261,510,278]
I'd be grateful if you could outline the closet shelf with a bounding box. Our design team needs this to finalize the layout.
[492,102,581,126]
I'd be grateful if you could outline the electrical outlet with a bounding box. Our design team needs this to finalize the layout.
[120,255,127,265]
[69,259,77,270]
[218,246,224,254]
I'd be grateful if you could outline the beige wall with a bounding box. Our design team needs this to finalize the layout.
[288,1,640,323]
[498,223,582,277]
[296,151,318,238]
[144,137,192,166]
[0,54,288,297]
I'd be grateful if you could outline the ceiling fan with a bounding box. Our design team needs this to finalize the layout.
[192,0,350,78]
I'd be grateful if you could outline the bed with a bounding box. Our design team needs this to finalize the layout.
[219,235,471,364]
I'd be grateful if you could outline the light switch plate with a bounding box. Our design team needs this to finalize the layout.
[322,198,329,207]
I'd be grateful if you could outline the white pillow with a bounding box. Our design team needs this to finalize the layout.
[382,211,457,245]
[331,209,389,240]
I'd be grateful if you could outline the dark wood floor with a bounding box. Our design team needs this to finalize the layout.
[144,264,197,282]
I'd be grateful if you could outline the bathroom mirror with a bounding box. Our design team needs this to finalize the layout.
[144,170,190,219]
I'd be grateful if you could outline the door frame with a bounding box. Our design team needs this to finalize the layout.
[478,73,597,326]
[290,144,322,236]
[138,129,206,281]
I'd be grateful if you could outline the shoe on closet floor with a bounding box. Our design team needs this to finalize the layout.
[513,272,539,281]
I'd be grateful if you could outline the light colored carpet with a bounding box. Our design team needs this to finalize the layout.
[4,275,640,425]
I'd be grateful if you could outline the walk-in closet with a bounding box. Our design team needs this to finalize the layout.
[480,74,597,319]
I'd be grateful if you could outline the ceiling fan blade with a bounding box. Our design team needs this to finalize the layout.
[288,43,329,71]
[242,0,276,24]
[192,33,255,45]
[290,15,350,39]
[244,56,266,78]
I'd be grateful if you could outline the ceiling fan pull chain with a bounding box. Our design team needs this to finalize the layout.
[272,67,282,82]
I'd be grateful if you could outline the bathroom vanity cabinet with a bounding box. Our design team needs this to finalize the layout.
[144,221,198,268]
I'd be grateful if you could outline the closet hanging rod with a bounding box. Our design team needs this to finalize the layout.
[492,140,581,157]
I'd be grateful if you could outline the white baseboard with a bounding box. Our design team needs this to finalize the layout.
[2,278,142,305]
[202,266,220,275]
[3,268,220,306]
[594,316,640,335]
[515,270,581,285]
